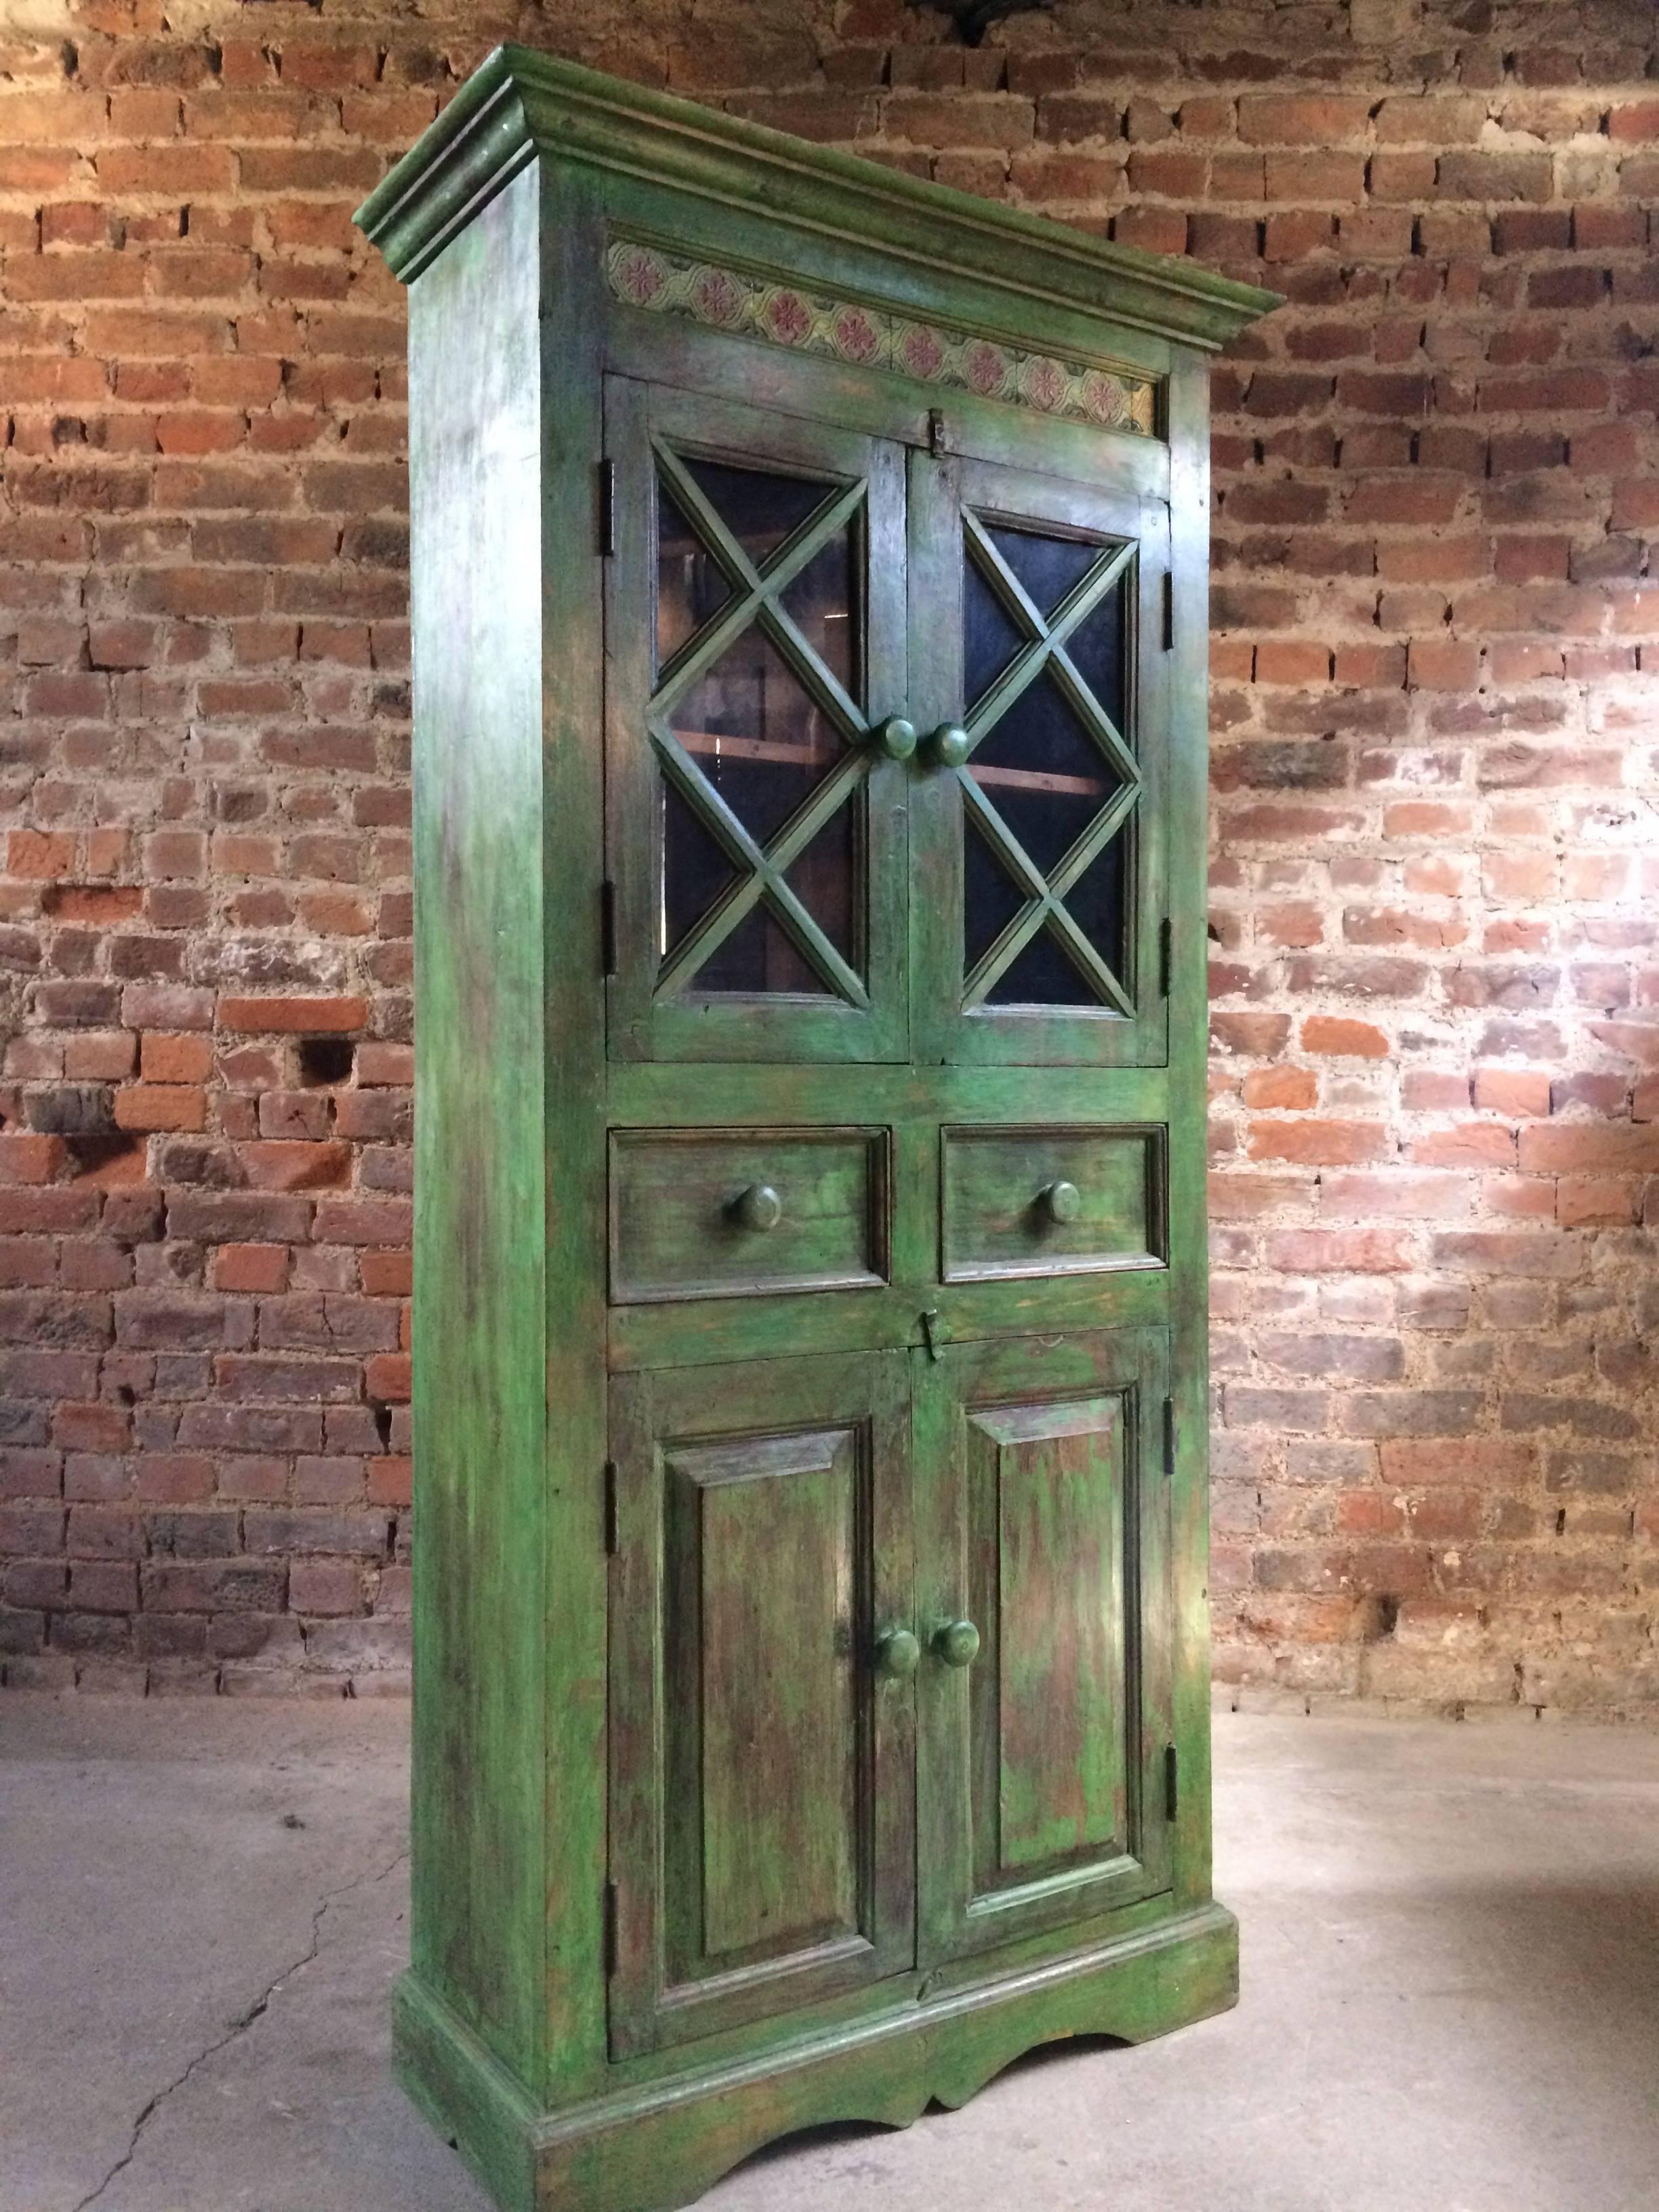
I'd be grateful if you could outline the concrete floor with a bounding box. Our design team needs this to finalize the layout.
[5,1705,1659,2212]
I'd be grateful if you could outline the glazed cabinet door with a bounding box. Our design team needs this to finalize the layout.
[909,450,1171,1067]
[607,1352,915,2057]
[914,1328,1173,1967]
[605,378,911,1063]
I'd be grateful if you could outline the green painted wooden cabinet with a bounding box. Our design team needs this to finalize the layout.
[357,51,1275,2212]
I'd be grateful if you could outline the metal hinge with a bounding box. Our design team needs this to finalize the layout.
[927,409,956,457]
[602,1460,618,1554]
[1164,1744,1179,1821]
[602,1879,618,1975]
[600,882,617,977]
[1163,1397,1176,1477]
[598,458,615,556]
[1158,915,1172,998]
[1161,570,1173,651]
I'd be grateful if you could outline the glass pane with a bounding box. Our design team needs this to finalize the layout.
[784,800,859,974]
[963,813,1029,975]
[669,630,844,848]
[968,675,1117,878]
[1064,578,1128,733]
[1065,834,1127,982]
[964,555,1025,710]
[779,525,859,696]
[661,779,739,961]
[657,480,733,673]
[987,923,1100,1008]
[682,457,833,569]
[987,523,1100,617]
[696,903,834,997]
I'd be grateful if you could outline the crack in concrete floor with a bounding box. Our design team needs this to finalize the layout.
[70,1848,411,2212]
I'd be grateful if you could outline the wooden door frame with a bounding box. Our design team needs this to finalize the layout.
[607,1349,916,2057]
[603,375,912,1065]
[913,1325,1174,1969]
[907,440,1172,1069]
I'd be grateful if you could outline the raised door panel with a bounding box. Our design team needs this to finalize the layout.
[607,1352,914,2057]
[915,1328,1172,1967]
[909,449,1170,1067]
[605,377,910,1064]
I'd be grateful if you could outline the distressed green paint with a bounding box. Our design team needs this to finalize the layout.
[1164,352,1225,1917]
[607,1353,914,2060]
[609,1127,888,1303]
[939,1123,1166,1282]
[604,378,910,1067]
[975,1395,1127,1872]
[406,161,548,2081]
[394,1901,1239,2212]
[361,47,1275,2212]
[685,1430,860,1963]
[914,1328,1172,1969]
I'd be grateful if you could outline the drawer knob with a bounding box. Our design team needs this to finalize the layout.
[933,1618,981,1669]
[926,722,971,770]
[1040,1179,1082,1225]
[731,1183,783,1233]
[876,1628,921,1680]
[874,715,917,762]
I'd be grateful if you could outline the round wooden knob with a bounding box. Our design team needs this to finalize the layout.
[731,1183,783,1232]
[928,722,970,769]
[1041,1179,1082,1225]
[933,1619,980,1669]
[876,1629,921,1680]
[874,715,917,761]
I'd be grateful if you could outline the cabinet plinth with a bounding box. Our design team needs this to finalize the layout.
[357,46,1276,2212]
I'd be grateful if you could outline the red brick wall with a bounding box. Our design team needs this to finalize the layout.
[2,0,1657,1706]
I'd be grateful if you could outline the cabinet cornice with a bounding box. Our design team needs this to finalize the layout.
[355,44,1280,349]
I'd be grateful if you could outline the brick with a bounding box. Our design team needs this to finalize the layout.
[1432,1233,1584,1279]
[289,1559,364,1616]
[239,1143,352,1192]
[1411,1126,1517,1168]
[243,1510,390,1557]
[140,1561,287,1614]
[1405,640,1481,691]
[112,1085,206,1133]
[1237,96,1371,145]
[1473,1068,1551,1118]
[1242,1066,1317,1111]
[1341,1391,1481,1439]
[1438,151,1553,203]
[1518,1125,1659,1175]
[211,1245,290,1294]
[1301,1017,1389,1059]
[1266,1230,1412,1273]
[1248,1120,1389,1166]
[367,1456,413,1508]
[217,995,369,1034]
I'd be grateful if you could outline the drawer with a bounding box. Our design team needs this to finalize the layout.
[609,1128,888,1305]
[940,1124,1166,1284]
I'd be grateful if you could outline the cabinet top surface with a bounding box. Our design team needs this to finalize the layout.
[354,44,1278,350]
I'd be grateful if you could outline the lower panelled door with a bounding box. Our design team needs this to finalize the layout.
[914,1326,1173,1967]
[607,1350,915,2058]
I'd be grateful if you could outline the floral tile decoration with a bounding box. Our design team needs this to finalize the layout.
[607,239,1160,438]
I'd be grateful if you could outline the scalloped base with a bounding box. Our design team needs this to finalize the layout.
[394,1901,1240,2212]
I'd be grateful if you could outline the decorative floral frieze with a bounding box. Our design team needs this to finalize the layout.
[606,239,1160,439]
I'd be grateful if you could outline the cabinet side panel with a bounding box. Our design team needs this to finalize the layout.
[1165,350,1216,1910]
[409,161,547,2081]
